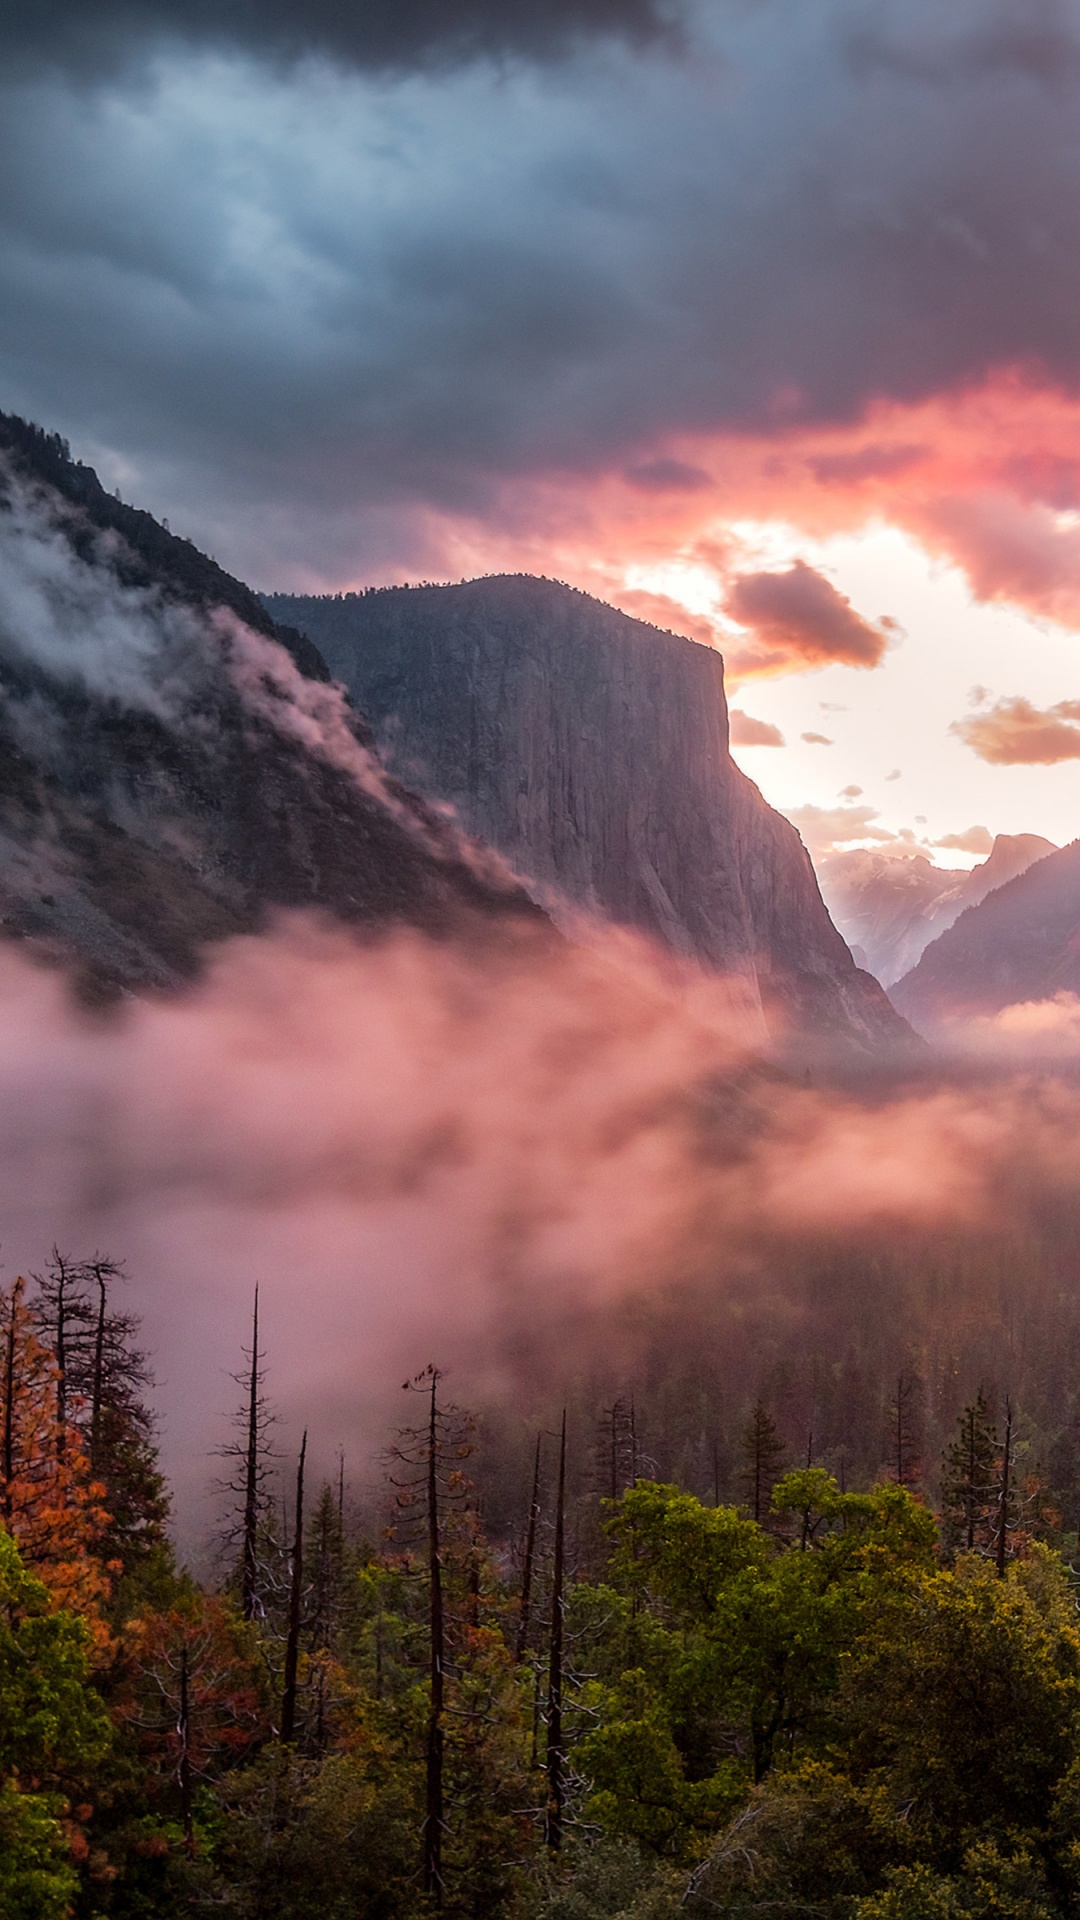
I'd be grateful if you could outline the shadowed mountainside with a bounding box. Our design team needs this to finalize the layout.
[0,415,540,997]
[819,833,1057,987]
[891,837,1080,1030]
[266,577,913,1056]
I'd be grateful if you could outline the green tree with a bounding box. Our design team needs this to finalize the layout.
[740,1402,785,1523]
[0,1527,111,1920]
[940,1393,1000,1556]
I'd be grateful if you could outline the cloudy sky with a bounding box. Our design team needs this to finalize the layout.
[4,0,1080,857]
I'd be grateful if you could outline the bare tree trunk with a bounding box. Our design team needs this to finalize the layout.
[53,1251,70,1456]
[2,1278,22,1524]
[241,1288,261,1621]
[281,1431,307,1746]
[90,1263,108,1472]
[178,1642,195,1858]
[965,1407,977,1550]
[996,1397,1013,1579]
[799,1429,813,1551]
[516,1432,542,1663]
[424,1373,445,1908]
[545,1410,567,1851]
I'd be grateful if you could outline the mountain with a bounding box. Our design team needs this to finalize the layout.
[890,838,1080,1030]
[817,834,1058,987]
[0,414,539,998]
[264,577,912,1057]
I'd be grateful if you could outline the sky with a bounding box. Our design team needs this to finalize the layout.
[3,0,1080,858]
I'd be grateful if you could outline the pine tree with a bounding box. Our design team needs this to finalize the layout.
[740,1401,786,1523]
[545,1410,567,1851]
[888,1369,924,1490]
[30,1252,170,1579]
[940,1393,1000,1555]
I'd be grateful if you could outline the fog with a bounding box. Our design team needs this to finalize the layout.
[0,908,1077,1550]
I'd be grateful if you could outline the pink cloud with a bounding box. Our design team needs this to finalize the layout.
[952,696,1080,765]
[724,561,890,675]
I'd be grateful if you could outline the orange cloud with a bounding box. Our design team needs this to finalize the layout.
[365,373,1080,666]
[952,696,1080,765]
[724,560,890,675]
[729,709,785,747]
[801,730,833,746]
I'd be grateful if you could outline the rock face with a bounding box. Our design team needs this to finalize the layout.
[818,834,1058,987]
[266,576,912,1056]
[891,838,1080,1030]
[0,415,539,997]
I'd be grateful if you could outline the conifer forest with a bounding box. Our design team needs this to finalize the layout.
[9,1227,1080,1920]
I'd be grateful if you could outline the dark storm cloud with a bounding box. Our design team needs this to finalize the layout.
[0,0,677,79]
[6,0,1080,580]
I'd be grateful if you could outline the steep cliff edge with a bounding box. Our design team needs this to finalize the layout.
[0,416,539,997]
[266,577,911,1055]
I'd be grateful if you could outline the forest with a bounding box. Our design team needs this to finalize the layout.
[7,1243,1080,1920]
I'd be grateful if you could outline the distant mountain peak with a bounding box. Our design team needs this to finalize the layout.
[891,836,1080,1032]
[818,832,1057,988]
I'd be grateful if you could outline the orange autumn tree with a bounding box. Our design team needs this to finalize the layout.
[114,1597,268,1854]
[0,1276,112,1628]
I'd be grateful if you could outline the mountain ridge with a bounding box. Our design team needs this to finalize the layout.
[0,413,541,998]
[818,833,1058,987]
[891,837,1080,1029]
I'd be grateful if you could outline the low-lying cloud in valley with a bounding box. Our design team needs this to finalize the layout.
[1,904,1079,1547]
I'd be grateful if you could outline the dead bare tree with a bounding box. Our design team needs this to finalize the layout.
[2,1276,23,1525]
[30,1248,89,1451]
[996,1396,1014,1579]
[545,1409,567,1851]
[216,1288,277,1619]
[516,1432,543,1663]
[389,1364,469,1909]
[280,1431,307,1745]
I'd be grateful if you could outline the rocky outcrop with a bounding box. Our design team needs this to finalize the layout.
[266,576,912,1057]
[0,415,540,998]
[819,834,1057,987]
[891,838,1080,1031]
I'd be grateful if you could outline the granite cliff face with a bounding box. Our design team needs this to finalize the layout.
[267,576,912,1055]
[891,838,1080,1031]
[0,416,538,997]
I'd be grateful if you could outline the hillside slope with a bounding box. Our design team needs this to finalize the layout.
[818,834,1057,986]
[891,838,1080,1029]
[0,416,538,996]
